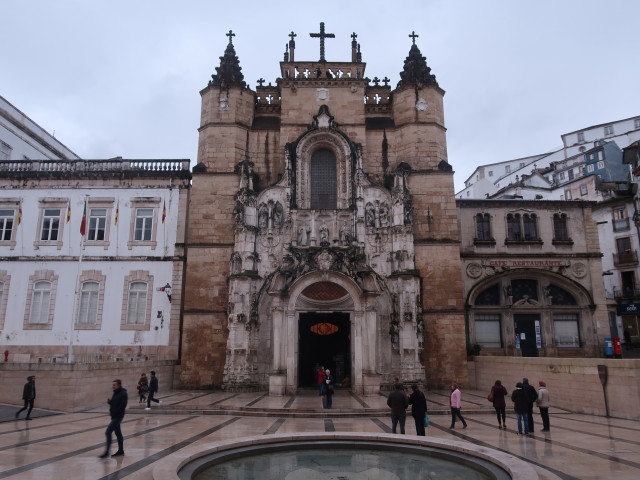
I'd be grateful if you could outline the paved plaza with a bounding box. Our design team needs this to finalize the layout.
[1,388,639,479]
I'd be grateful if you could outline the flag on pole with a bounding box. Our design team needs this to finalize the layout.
[162,200,166,224]
[17,201,22,225]
[80,200,87,236]
[66,203,71,223]
[114,200,119,225]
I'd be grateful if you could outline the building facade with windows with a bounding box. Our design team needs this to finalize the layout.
[458,199,609,357]
[0,159,190,363]
[180,29,467,392]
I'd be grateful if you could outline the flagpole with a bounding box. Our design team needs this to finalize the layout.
[68,195,87,363]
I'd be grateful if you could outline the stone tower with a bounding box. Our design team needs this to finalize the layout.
[180,26,468,392]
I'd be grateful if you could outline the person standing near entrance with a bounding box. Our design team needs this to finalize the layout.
[99,379,128,458]
[522,378,538,433]
[408,384,427,436]
[536,381,551,432]
[15,376,36,421]
[387,383,409,434]
[145,370,161,410]
[317,364,326,407]
[324,369,335,409]
[511,382,530,435]
[449,383,468,429]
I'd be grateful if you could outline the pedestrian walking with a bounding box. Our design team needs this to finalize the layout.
[324,369,335,409]
[387,383,409,434]
[318,364,326,408]
[511,382,530,435]
[489,380,508,429]
[536,381,551,432]
[522,378,538,433]
[137,373,148,404]
[145,370,161,410]
[15,376,36,421]
[99,379,128,458]
[449,383,468,429]
[408,384,427,436]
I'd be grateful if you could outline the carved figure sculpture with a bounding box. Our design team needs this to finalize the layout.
[258,205,268,229]
[365,203,375,227]
[297,225,309,246]
[273,202,284,228]
[319,224,329,244]
[389,321,399,349]
[340,221,350,246]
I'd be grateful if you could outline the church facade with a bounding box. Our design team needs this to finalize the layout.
[180,26,468,393]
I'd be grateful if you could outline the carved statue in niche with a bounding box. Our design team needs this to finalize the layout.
[297,225,309,246]
[272,202,284,228]
[340,221,350,246]
[319,224,329,244]
[365,203,375,227]
[389,320,399,349]
[238,160,254,191]
[404,200,413,225]
[379,203,389,227]
[258,205,269,229]
[233,201,244,225]
[416,317,424,349]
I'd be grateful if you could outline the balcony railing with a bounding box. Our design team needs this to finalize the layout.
[613,217,630,232]
[613,286,640,298]
[613,250,638,266]
[0,159,190,173]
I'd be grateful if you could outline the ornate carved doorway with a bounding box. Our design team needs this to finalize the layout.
[298,312,351,387]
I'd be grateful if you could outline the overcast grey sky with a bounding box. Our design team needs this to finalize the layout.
[3,0,639,191]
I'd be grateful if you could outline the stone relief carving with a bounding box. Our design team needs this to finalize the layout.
[297,225,309,246]
[340,221,350,246]
[319,224,330,244]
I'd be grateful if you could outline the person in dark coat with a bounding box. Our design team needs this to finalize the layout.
[511,382,530,435]
[145,370,161,409]
[522,378,538,433]
[323,369,335,409]
[387,383,409,434]
[15,376,36,421]
[99,379,128,458]
[490,380,508,429]
[408,384,428,436]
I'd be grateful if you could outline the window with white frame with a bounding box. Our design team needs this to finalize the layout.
[78,281,99,325]
[0,141,12,160]
[604,125,614,136]
[580,184,588,195]
[586,164,595,173]
[128,198,160,250]
[40,208,61,241]
[519,162,525,168]
[29,281,52,324]
[127,281,147,325]
[474,313,501,348]
[0,273,7,330]
[505,165,511,173]
[554,314,580,347]
[635,118,640,129]
[87,209,107,241]
[488,170,493,177]
[577,132,585,142]
[565,190,572,200]
[134,209,153,241]
[559,172,566,181]
[35,199,67,249]
[0,209,15,241]
[597,160,605,170]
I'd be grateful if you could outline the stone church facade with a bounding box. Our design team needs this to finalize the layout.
[180,26,467,393]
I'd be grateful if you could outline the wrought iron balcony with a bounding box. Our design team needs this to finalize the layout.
[613,217,630,232]
[613,250,638,266]
[613,286,640,298]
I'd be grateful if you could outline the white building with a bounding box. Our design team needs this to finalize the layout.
[0,95,79,161]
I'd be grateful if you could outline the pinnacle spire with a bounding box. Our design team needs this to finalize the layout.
[397,35,438,88]
[209,30,246,88]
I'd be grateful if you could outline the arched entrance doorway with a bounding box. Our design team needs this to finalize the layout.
[298,312,351,387]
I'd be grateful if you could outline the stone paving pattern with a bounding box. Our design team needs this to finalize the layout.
[1,388,639,479]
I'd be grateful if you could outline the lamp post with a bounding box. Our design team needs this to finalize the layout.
[162,283,172,302]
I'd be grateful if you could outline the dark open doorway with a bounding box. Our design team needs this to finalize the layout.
[514,314,540,357]
[298,312,350,387]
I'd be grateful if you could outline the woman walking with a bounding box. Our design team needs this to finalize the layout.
[490,380,508,429]
[324,369,335,409]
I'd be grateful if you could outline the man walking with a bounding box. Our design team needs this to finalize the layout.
[99,379,128,458]
[386,383,409,434]
[449,383,468,429]
[511,382,530,435]
[15,376,36,421]
[522,378,538,433]
[145,370,161,410]
[536,381,551,432]
[408,383,428,436]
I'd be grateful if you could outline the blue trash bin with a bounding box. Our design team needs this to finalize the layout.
[604,337,613,357]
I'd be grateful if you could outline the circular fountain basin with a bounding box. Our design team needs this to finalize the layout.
[151,433,554,480]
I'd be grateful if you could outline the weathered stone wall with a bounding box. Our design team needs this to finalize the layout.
[470,356,640,419]
[0,361,176,412]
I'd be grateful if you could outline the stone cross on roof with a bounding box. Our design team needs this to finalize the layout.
[226,30,235,44]
[310,22,335,62]
[409,31,419,44]
[289,31,297,43]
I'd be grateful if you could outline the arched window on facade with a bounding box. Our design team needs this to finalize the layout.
[78,281,100,325]
[127,281,148,325]
[475,213,492,241]
[522,214,538,240]
[506,213,521,241]
[29,281,51,324]
[310,148,337,209]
